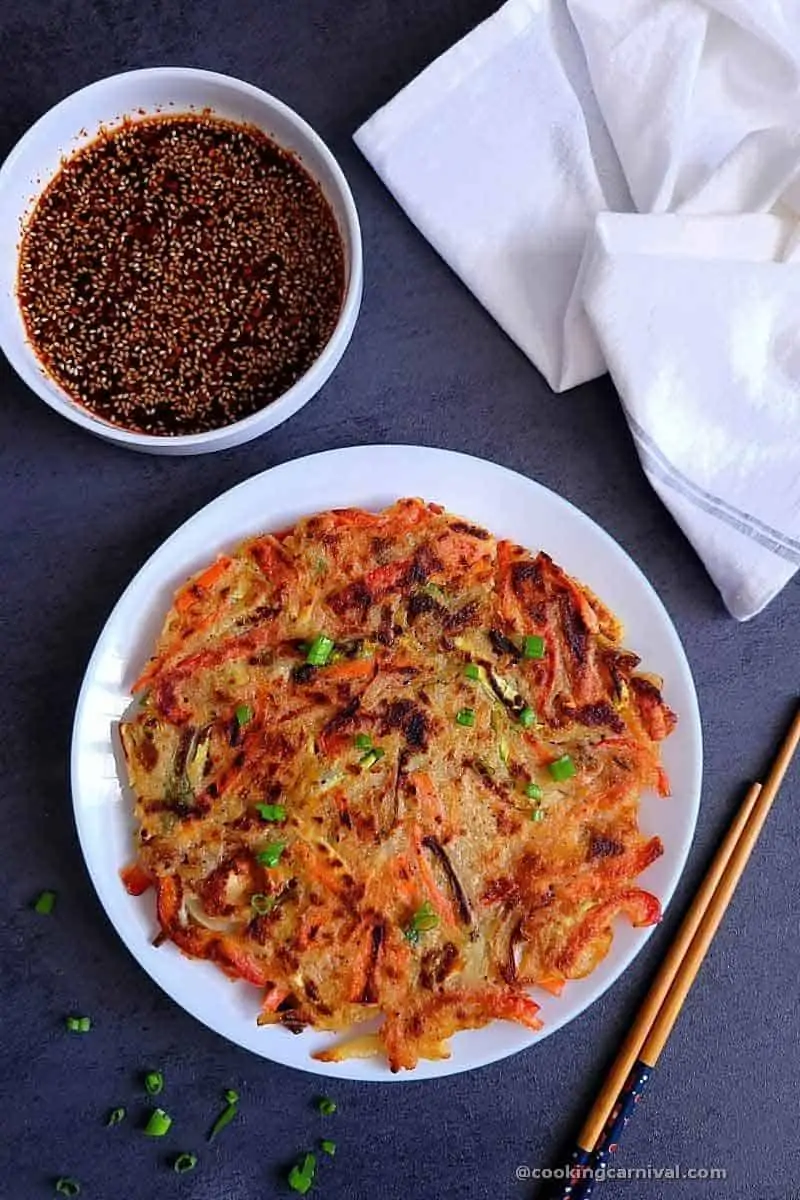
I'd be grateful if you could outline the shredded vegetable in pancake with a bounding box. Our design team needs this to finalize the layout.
[119,500,676,1071]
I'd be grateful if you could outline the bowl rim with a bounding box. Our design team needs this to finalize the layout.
[0,66,363,448]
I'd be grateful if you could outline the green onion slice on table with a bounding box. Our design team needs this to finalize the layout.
[34,889,57,914]
[288,1153,317,1195]
[144,1108,172,1137]
[173,1153,198,1174]
[144,1070,164,1096]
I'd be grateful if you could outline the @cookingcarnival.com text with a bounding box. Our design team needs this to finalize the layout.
[515,1163,727,1183]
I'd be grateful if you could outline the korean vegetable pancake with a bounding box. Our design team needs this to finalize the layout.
[119,499,676,1071]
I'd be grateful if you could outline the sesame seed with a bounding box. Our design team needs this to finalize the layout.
[17,114,345,437]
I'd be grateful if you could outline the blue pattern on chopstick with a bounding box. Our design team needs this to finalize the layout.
[546,1060,652,1200]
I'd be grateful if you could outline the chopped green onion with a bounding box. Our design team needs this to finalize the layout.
[423,582,444,598]
[412,901,439,932]
[224,1089,239,1105]
[525,782,543,800]
[320,1139,336,1156]
[208,1094,238,1142]
[173,1153,198,1174]
[359,747,385,769]
[55,1179,80,1197]
[318,1096,337,1115]
[354,733,373,751]
[65,1016,91,1033]
[404,900,440,944]
[235,703,253,726]
[530,808,545,823]
[34,889,56,915]
[518,705,536,728]
[144,1070,164,1096]
[144,1108,172,1137]
[464,663,480,681]
[257,841,286,868]
[522,635,545,660]
[288,1170,312,1195]
[456,707,475,727]
[548,754,576,782]
[106,1107,126,1127]
[306,634,334,667]
[288,1153,317,1195]
[251,893,276,915]
[255,802,286,822]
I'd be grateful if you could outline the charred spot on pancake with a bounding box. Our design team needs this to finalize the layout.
[510,559,543,596]
[136,734,159,772]
[377,698,430,750]
[358,923,385,1004]
[558,591,588,666]
[401,543,443,589]
[488,628,521,659]
[565,701,625,734]
[420,941,459,990]
[444,600,480,633]
[449,521,490,540]
[588,833,625,860]
[328,579,372,619]
[630,675,677,740]
[406,591,446,623]
[376,604,395,646]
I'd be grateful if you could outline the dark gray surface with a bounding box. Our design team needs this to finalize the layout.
[1,3,798,1198]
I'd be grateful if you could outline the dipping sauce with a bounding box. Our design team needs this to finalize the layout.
[17,113,345,436]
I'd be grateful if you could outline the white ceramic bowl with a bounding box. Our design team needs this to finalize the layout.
[0,68,363,455]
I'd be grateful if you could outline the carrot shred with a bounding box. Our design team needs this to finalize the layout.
[321,658,375,683]
[477,987,543,1030]
[557,889,661,977]
[347,920,377,1002]
[409,771,445,829]
[390,855,418,904]
[212,937,272,986]
[155,875,182,929]
[294,842,354,900]
[260,982,290,1013]
[120,862,152,896]
[536,974,566,997]
[174,589,196,615]
[131,658,161,694]
[175,556,232,612]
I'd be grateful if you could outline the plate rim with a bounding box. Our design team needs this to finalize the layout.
[70,444,703,1081]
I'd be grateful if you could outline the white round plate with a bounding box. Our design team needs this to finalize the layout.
[71,446,702,1081]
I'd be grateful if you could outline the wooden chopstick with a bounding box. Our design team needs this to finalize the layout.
[576,783,761,1153]
[636,779,763,1066]
[548,705,800,1199]
[641,707,800,1067]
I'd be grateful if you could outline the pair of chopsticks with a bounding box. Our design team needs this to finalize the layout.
[547,705,800,1200]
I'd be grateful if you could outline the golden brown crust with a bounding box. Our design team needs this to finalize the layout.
[120,500,676,1070]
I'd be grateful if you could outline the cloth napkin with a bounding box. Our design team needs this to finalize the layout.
[354,0,800,620]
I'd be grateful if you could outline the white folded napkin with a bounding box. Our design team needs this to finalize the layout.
[355,0,800,619]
